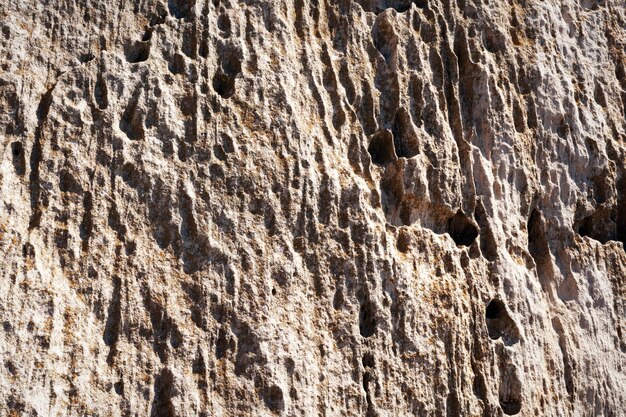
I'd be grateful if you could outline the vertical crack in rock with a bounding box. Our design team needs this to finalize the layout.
[28,85,55,229]
[103,276,122,365]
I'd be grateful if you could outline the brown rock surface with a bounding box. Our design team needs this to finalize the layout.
[1,0,625,416]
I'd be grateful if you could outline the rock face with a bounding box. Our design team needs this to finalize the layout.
[1,0,625,416]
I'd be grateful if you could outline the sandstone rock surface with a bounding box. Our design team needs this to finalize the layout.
[1,0,626,416]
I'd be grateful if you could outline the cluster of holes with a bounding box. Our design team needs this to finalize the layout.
[367,121,419,165]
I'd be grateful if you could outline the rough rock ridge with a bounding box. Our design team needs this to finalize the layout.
[1,0,625,416]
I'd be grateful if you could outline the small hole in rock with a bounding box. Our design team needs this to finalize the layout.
[212,72,236,98]
[114,381,124,395]
[79,53,95,63]
[486,299,504,320]
[11,142,25,176]
[142,28,154,42]
[125,241,137,256]
[168,53,185,75]
[392,108,419,158]
[356,0,421,15]
[11,142,21,157]
[218,13,231,36]
[261,384,284,413]
[501,398,522,415]
[362,353,375,368]
[573,208,615,244]
[448,209,479,246]
[222,54,242,76]
[168,0,196,19]
[367,130,396,165]
[485,299,520,344]
[499,364,523,415]
[359,301,377,338]
[512,99,525,133]
[125,41,150,63]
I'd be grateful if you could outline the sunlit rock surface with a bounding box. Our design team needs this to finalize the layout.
[1,0,625,416]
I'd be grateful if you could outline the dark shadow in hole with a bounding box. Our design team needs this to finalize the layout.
[392,108,419,158]
[213,72,236,98]
[119,88,144,141]
[359,301,377,338]
[527,208,555,292]
[396,228,411,253]
[573,208,615,244]
[260,384,284,413]
[218,13,231,37]
[362,353,375,368]
[150,368,176,417]
[168,53,185,75]
[11,142,25,176]
[474,200,498,261]
[448,209,479,246]
[367,130,396,165]
[125,41,150,63]
[142,28,154,42]
[499,363,523,415]
[168,0,196,19]
[79,53,95,63]
[355,0,426,14]
[500,394,522,415]
[485,299,520,345]
[212,47,242,99]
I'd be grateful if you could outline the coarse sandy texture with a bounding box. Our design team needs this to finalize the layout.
[1,0,625,416]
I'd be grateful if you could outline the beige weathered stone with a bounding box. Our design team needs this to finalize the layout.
[1,0,625,416]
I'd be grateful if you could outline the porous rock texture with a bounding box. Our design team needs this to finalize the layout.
[1,0,625,416]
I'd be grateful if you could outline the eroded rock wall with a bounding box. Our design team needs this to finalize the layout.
[1,0,625,416]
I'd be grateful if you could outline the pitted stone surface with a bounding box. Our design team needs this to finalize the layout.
[0,1,625,416]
